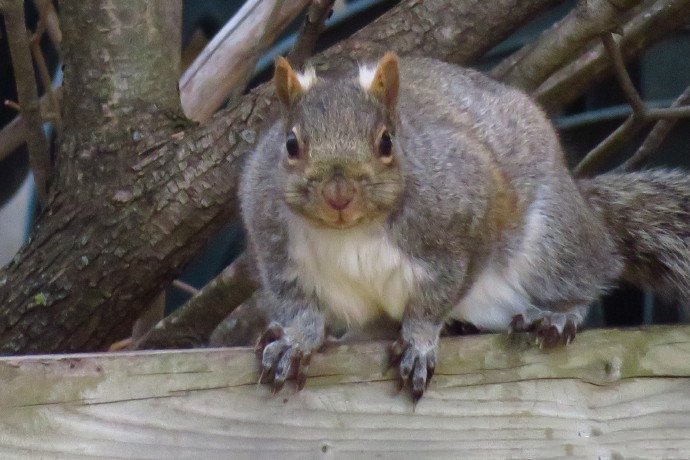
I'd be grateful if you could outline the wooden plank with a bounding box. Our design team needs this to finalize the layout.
[1,326,689,458]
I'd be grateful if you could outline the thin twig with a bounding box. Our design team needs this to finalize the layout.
[645,106,690,119]
[30,40,59,126]
[573,103,690,177]
[0,88,60,162]
[5,100,21,111]
[601,32,646,116]
[574,32,690,177]
[0,113,26,161]
[574,32,648,176]
[31,0,61,46]
[172,279,200,297]
[574,116,645,176]
[30,1,61,132]
[287,0,336,70]
[620,85,690,170]
[1,0,51,203]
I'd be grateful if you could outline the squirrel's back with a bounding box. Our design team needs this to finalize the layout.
[395,58,564,190]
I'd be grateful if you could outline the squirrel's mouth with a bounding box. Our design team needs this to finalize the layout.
[314,209,366,229]
[330,212,365,229]
[285,179,393,229]
[291,201,369,230]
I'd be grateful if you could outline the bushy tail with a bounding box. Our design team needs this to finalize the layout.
[578,169,690,306]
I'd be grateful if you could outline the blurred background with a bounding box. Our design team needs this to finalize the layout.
[1,0,688,327]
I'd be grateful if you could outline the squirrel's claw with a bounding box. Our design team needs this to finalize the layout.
[508,314,529,335]
[535,322,562,348]
[256,322,314,393]
[510,312,579,348]
[426,353,436,388]
[256,321,284,353]
[389,337,437,403]
[388,337,406,369]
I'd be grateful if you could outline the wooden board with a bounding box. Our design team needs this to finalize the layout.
[1,326,690,459]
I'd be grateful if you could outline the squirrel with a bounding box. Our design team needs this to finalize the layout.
[239,52,690,401]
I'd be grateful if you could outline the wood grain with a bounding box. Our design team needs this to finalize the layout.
[1,326,690,458]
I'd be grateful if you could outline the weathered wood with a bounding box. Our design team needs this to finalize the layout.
[1,326,690,458]
[179,0,311,122]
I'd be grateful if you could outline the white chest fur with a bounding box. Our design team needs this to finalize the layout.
[285,218,428,326]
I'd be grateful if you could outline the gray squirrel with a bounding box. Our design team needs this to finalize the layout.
[240,52,690,401]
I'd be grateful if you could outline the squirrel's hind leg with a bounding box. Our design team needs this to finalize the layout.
[509,304,588,349]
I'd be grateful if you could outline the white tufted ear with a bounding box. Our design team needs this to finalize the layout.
[359,52,399,111]
[296,66,317,90]
[358,64,377,90]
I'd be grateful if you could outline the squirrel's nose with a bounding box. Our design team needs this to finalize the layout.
[322,175,356,211]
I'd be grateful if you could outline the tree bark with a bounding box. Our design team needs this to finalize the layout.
[0,0,186,353]
[133,252,258,350]
[0,0,562,354]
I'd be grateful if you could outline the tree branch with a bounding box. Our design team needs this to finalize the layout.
[0,1,307,158]
[574,33,690,176]
[533,0,690,112]
[29,0,60,133]
[1,0,50,202]
[491,0,642,91]
[0,0,577,354]
[133,253,258,350]
[31,0,61,46]
[619,85,690,170]
[134,1,338,350]
[602,32,646,115]
[59,1,183,157]
[208,293,266,348]
[0,87,60,163]
[287,0,336,69]
[179,0,311,123]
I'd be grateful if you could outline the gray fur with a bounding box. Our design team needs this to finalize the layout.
[580,169,690,306]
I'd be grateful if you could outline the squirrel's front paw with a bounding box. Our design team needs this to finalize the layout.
[389,334,438,403]
[255,322,319,393]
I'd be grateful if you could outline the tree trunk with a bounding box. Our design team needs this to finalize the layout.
[0,0,562,354]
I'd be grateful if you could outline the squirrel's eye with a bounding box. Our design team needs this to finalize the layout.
[286,131,300,160]
[378,129,393,160]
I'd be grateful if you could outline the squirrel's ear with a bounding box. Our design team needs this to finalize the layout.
[368,52,399,111]
[274,56,303,107]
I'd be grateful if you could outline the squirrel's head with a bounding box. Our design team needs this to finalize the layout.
[273,52,403,229]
